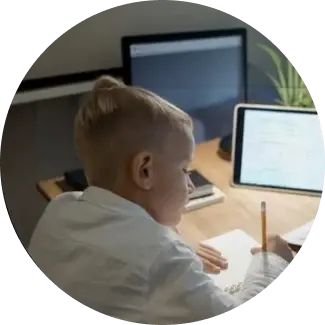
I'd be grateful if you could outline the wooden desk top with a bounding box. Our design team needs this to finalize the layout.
[37,139,320,247]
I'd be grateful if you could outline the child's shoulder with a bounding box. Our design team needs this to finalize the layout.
[52,191,82,203]
[44,191,83,213]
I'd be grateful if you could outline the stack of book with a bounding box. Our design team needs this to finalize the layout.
[185,169,225,212]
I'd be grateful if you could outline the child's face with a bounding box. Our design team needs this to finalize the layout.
[148,131,195,227]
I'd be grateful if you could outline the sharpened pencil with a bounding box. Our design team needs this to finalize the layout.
[261,201,267,251]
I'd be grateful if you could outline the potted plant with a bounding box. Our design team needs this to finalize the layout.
[259,44,315,108]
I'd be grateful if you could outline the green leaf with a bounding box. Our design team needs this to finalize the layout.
[259,44,289,104]
[287,60,294,104]
[302,92,314,108]
[292,69,301,104]
[265,72,288,104]
[296,84,305,106]
[258,43,315,109]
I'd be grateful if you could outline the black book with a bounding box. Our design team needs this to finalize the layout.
[64,169,88,191]
[188,170,215,200]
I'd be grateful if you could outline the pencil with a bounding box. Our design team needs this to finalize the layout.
[261,201,267,251]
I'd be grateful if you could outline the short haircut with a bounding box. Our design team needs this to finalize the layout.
[74,75,193,186]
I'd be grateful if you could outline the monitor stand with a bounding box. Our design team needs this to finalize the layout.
[217,133,232,161]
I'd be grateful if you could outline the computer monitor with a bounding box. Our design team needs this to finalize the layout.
[121,28,247,144]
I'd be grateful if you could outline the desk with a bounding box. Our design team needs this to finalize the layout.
[37,139,320,247]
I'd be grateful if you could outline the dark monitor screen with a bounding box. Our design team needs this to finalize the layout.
[122,29,248,143]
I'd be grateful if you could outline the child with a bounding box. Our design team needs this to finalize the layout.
[29,76,293,324]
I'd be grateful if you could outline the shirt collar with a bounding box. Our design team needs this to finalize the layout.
[79,186,152,220]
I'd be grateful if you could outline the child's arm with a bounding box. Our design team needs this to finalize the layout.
[146,238,288,323]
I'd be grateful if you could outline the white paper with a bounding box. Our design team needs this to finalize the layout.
[202,229,259,290]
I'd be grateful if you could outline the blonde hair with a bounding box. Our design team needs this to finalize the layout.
[74,75,193,187]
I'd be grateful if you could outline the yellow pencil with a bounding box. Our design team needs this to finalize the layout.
[261,201,267,251]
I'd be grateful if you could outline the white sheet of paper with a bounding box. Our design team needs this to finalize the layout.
[202,229,259,290]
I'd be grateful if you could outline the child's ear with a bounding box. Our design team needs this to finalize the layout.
[131,152,154,190]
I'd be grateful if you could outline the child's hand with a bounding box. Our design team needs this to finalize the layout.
[251,235,295,263]
[196,243,228,274]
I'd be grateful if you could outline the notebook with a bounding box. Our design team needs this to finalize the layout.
[202,229,259,293]
[202,223,314,294]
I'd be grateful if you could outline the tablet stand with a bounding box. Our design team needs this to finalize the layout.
[218,133,232,161]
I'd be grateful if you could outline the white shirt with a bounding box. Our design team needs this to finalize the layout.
[29,186,288,324]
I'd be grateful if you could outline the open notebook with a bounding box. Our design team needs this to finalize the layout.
[202,229,259,294]
[202,222,314,294]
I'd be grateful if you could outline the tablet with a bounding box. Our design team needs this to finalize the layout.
[231,104,324,196]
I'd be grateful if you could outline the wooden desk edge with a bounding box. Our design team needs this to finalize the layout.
[37,177,65,201]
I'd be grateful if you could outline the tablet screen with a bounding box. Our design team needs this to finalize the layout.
[233,105,325,194]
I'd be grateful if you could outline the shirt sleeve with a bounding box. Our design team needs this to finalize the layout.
[146,240,288,324]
